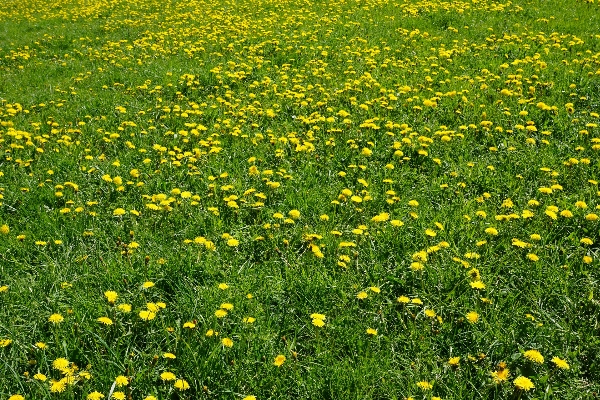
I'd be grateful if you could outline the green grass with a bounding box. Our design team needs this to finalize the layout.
[1,0,600,398]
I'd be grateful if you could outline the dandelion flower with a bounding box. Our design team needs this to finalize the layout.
[112,392,126,400]
[417,381,433,390]
[117,304,132,313]
[215,309,228,318]
[274,354,286,366]
[312,318,325,327]
[174,379,190,391]
[218,283,229,290]
[551,356,570,369]
[48,313,64,324]
[448,357,460,366]
[466,311,479,323]
[114,375,129,387]
[183,321,196,328]
[513,376,535,391]
[366,328,378,336]
[222,337,233,347]
[34,373,47,381]
[0,338,12,347]
[8,396,25,400]
[160,372,176,381]
[142,281,155,289]
[52,358,70,371]
[163,352,176,359]
[97,317,113,326]
[243,396,257,400]
[524,349,544,364]
[87,391,105,400]
[139,310,156,321]
[50,379,67,393]
[104,291,118,304]
[357,291,368,299]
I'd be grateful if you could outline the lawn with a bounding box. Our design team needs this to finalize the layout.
[1,0,600,398]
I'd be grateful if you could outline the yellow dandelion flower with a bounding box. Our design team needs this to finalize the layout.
[104,291,118,304]
[551,356,569,369]
[112,392,125,400]
[174,379,190,391]
[448,357,460,366]
[183,321,196,328]
[366,328,378,336]
[87,392,105,400]
[139,310,156,321]
[513,376,534,391]
[34,373,47,381]
[417,381,433,390]
[221,337,233,347]
[48,313,64,324]
[274,354,286,367]
[466,311,479,323]
[160,372,177,381]
[114,375,129,387]
[97,317,113,325]
[357,291,368,299]
[524,349,544,364]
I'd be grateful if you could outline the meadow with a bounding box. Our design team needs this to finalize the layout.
[1,0,600,398]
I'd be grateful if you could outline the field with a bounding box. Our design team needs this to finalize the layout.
[1,0,600,398]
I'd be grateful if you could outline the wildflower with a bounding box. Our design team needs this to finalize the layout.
[50,379,67,393]
[160,372,176,381]
[357,291,368,299]
[105,291,118,303]
[163,352,176,359]
[218,283,229,290]
[0,285,8,292]
[491,368,510,383]
[117,304,132,313]
[312,318,325,327]
[222,337,233,347]
[470,281,486,290]
[397,296,410,304]
[87,391,105,400]
[0,224,9,234]
[274,354,286,366]
[112,392,126,400]
[484,227,498,235]
[115,375,129,386]
[513,376,535,391]
[466,311,479,323]
[215,309,228,318]
[139,310,156,321]
[174,379,190,390]
[243,396,257,400]
[366,328,378,336]
[52,358,70,371]
[142,281,155,289]
[448,357,460,367]
[288,209,301,219]
[417,381,433,390]
[243,317,256,324]
[551,356,570,369]
[0,338,12,347]
[97,317,113,325]
[34,373,47,381]
[48,313,64,324]
[524,349,544,364]
[9,396,25,400]
[183,321,196,328]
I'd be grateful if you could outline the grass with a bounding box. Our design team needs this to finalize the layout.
[1,0,600,398]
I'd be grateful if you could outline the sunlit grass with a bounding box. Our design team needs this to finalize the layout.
[1,0,600,398]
